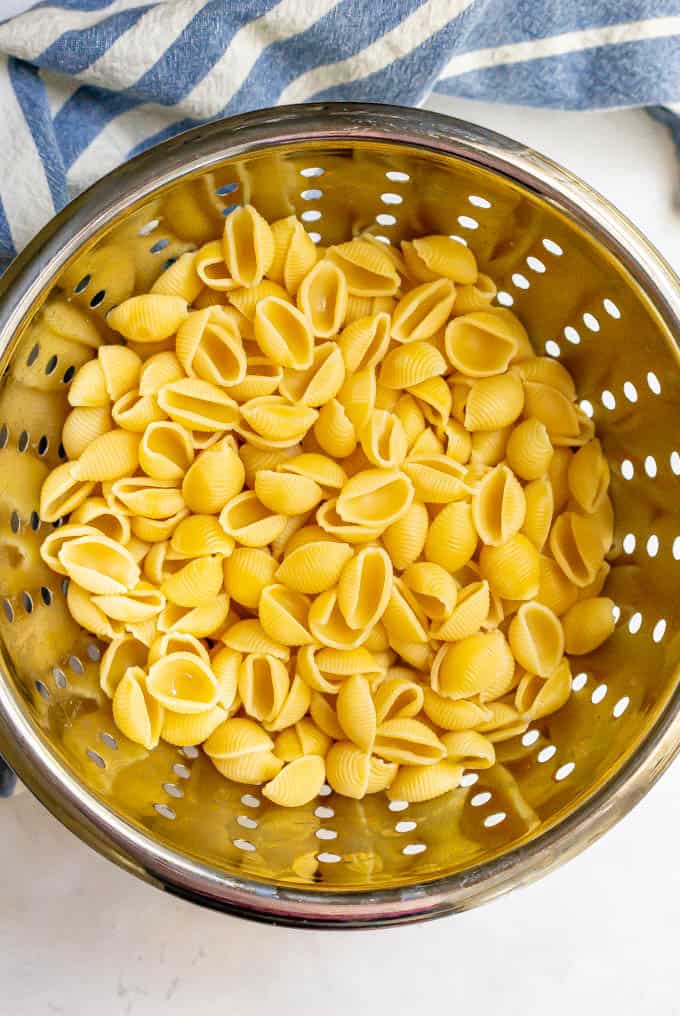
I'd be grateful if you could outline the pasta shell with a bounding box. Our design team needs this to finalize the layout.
[175,307,247,387]
[240,395,318,443]
[381,501,429,571]
[562,597,616,655]
[253,296,314,369]
[138,351,184,396]
[464,371,525,431]
[138,421,193,481]
[338,312,391,373]
[157,378,239,431]
[270,511,311,559]
[387,761,463,803]
[41,297,104,348]
[259,583,312,646]
[453,273,497,314]
[568,439,610,513]
[402,562,457,620]
[39,462,94,522]
[151,250,202,302]
[40,523,98,574]
[373,718,446,765]
[221,618,290,660]
[317,499,383,547]
[108,476,184,520]
[336,468,413,528]
[422,688,493,732]
[476,701,528,742]
[578,560,610,599]
[365,756,398,794]
[336,366,376,432]
[194,239,235,292]
[62,406,114,459]
[227,357,283,403]
[107,295,188,343]
[479,534,540,600]
[326,239,400,296]
[205,716,274,759]
[255,472,322,520]
[238,652,290,723]
[161,556,223,607]
[310,692,345,740]
[169,514,235,558]
[391,279,455,343]
[473,463,526,545]
[513,356,576,400]
[381,578,429,644]
[336,675,376,752]
[98,345,142,401]
[112,668,164,750]
[148,632,211,667]
[157,594,230,638]
[470,426,510,467]
[93,581,165,622]
[521,476,554,551]
[130,508,188,544]
[508,602,564,677]
[268,215,317,294]
[379,340,447,389]
[549,447,574,512]
[70,497,131,544]
[404,235,478,284]
[506,418,553,481]
[445,310,521,377]
[223,547,277,607]
[99,635,149,698]
[409,376,452,428]
[181,438,245,513]
[219,491,287,547]
[210,645,241,710]
[313,398,357,459]
[522,381,579,441]
[441,730,495,769]
[394,394,426,450]
[67,581,120,640]
[403,453,468,503]
[228,280,291,320]
[274,538,352,594]
[549,511,604,588]
[222,204,274,287]
[535,555,579,616]
[310,647,385,685]
[263,755,326,808]
[68,359,108,407]
[515,658,572,721]
[112,390,167,432]
[58,532,139,594]
[373,676,424,724]
[264,674,312,732]
[281,452,347,489]
[408,428,443,458]
[432,580,490,641]
[211,751,283,784]
[325,741,371,798]
[161,706,228,747]
[68,429,140,482]
[308,588,370,650]
[279,342,345,407]
[297,260,348,337]
[425,501,477,572]
[146,651,219,714]
[337,546,393,630]
[432,630,514,700]
[274,718,331,762]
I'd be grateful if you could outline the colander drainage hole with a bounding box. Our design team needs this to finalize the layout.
[318,783,332,797]
[154,803,176,820]
[150,238,169,254]
[44,356,58,376]
[537,745,556,763]
[542,238,563,256]
[497,291,513,307]
[162,782,184,799]
[395,820,417,833]
[68,655,84,675]
[233,838,256,852]
[99,732,118,750]
[572,672,588,691]
[459,771,479,787]
[18,430,30,451]
[603,297,621,318]
[591,683,608,704]
[526,255,546,273]
[87,642,101,661]
[52,667,67,688]
[26,343,40,366]
[62,365,76,384]
[73,275,91,294]
[2,600,14,622]
[315,828,337,841]
[402,842,427,855]
[554,762,575,782]
[86,748,105,769]
[317,851,340,863]
[40,587,52,606]
[301,209,322,223]
[34,679,50,700]
[468,194,491,209]
[521,729,540,747]
[380,192,403,205]
[647,371,661,394]
[628,612,642,634]
[613,696,630,718]
[564,326,581,345]
[240,792,260,808]
[172,763,190,779]
[583,313,600,332]
[301,188,323,201]
[181,745,199,759]
[388,800,409,812]
[458,215,478,231]
[314,805,334,819]
[470,791,491,807]
[385,170,409,182]
[138,219,160,237]
[512,272,529,290]
[216,183,239,196]
[237,815,258,830]
[300,167,325,178]
[0,424,9,448]
[22,592,33,614]
[376,213,396,227]
[483,812,506,828]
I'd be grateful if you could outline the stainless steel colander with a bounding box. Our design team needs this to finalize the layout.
[0,103,679,928]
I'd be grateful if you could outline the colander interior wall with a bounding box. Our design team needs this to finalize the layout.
[0,106,679,916]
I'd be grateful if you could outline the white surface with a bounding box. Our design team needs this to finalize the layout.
[1,13,680,1009]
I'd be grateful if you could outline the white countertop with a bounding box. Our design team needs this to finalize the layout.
[2,14,680,1009]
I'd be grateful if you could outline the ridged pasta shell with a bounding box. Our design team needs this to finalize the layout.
[157,378,239,432]
[337,546,393,630]
[358,411,407,470]
[521,476,554,551]
[442,418,472,463]
[219,491,286,547]
[157,594,230,638]
[549,447,573,512]
[279,343,345,407]
[508,602,564,677]
[325,741,371,798]
[259,583,312,646]
[138,421,193,481]
[98,345,142,401]
[567,438,610,513]
[211,751,283,784]
[148,632,210,667]
[146,651,219,714]
[309,692,344,740]
[238,652,290,723]
[112,668,164,750]
[161,556,223,607]
[181,438,244,514]
[373,676,424,724]
[99,635,149,698]
[464,372,525,431]
[336,468,413,528]
[112,390,167,432]
[130,508,188,544]
[513,356,576,400]
[479,534,540,600]
[222,204,274,287]
[374,718,446,765]
[549,511,604,588]
[453,273,497,313]
[138,351,184,396]
[405,235,478,284]
[403,453,468,503]
[240,395,318,444]
[336,366,376,432]
[387,761,463,803]
[379,340,447,389]
[506,418,553,481]
[170,514,235,558]
[535,555,578,616]
[337,312,391,373]
[254,470,323,516]
[175,307,247,387]
[40,523,98,573]
[422,688,493,731]
[264,674,312,733]
[274,717,332,761]
[296,260,348,337]
[227,357,283,403]
[68,358,109,408]
[522,381,579,441]
[394,394,426,450]
[107,295,188,343]
[476,701,528,742]
[313,398,357,458]
[408,428,443,458]
[445,310,521,377]
[221,618,290,660]
[70,497,131,544]
[431,630,514,700]
[381,502,429,571]
[58,532,139,594]
[67,581,120,640]
[515,658,572,721]
[326,239,400,297]
[268,215,317,294]
[62,406,114,459]
[382,578,429,644]
[280,452,347,489]
[228,280,291,320]
[263,755,326,807]
[108,476,184,520]
[432,580,490,640]
[365,756,398,794]
[402,562,457,621]
[194,239,235,292]
[470,426,510,467]
[424,501,477,572]
[308,588,370,650]
[205,716,274,759]
[562,597,615,655]
[316,498,383,544]
[409,376,452,428]
[210,645,241,710]
[93,581,165,622]
[39,462,94,522]
[151,250,202,302]
[310,647,384,684]
[161,705,228,747]
[274,538,352,595]
[336,675,376,753]
[253,296,314,369]
[472,463,526,546]
[223,547,277,607]
[391,279,456,343]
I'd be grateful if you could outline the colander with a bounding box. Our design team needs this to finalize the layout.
[0,102,679,929]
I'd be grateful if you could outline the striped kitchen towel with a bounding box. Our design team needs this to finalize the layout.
[0,0,678,267]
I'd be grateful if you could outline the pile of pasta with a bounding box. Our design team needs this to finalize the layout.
[38,205,616,807]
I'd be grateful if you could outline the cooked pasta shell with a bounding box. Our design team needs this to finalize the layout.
[240,394,318,444]
[112,390,167,432]
[316,498,382,544]
[253,470,322,517]
[259,583,312,646]
[308,692,344,740]
[549,511,604,588]
[578,560,610,599]
[93,580,165,623]
[337,312,391,373]
[445,310,521,377]
[108,476,184,520]
[392,279,455,344]
[337,546,393,630]
[138,351,184,397]
[274,538,352,595]
[39,523,98,574]
[326,238,399,297]
[279,342,345,409]
[590,494,614,554]
[161,556,223,607]
[262,755,326,808]
[432,580,490,641]
[112,668,164,750]
[281,452,347,489]
[521,476,554,551]
[99,635,149,699]
[403,453,468,503]
[209,645,241,710]
[508,602,564,677]
[387,761,463,803]
[393,393,426,451]
[161,706,228,747]
[296,260,347,337]
[308,588,369,650]
[150,250,202,302]
[263,674,312,733]
[270,511,311,559]
[58,532,139,594]
[227,357,283,403]
[157,378,238,432]
[409,376,452,428]
[408,428,443,458]
[374,718,446,766]
[219,491,286,547]
[175,306,247,388]
[130,508,188,544]
[67,581,120,640]
[425,501,477,572]
[479,533,540,600]
[274,718,331,762]
[107,295,188,343]
[567,438,610,513]
[548,446,574,513]
[268,215,317,294]
[422,688,493,732]
[221,204,274,287]
[221,618,290,660]
[373,676,424,724]
[453,273,497,314]
[70,497,130,544]
[473,463,526,546]
[194,239,235,292]
[464,371,525,431]
[148,632,210,667]
[61,406,114,459]
[336,469,413,528]
[380,502,428,571]
[169,514,235,559]
[146,651,219,714]
[228,280,290,320]
[335,675,376,753]
[562,597,615,655]
[68,429,139,482]
[535,555,578,616]
[253,296,314,369]
[238,652,290,723]
[39,462,94,522]
[522,381,579,442]
[97,345,142,402]
[181,438,244,514]
[402,562,457,620]
[324,741,370,798]
[138,421,193,481]
[441,730,495,769]
[379,340,447,389]
[68,358,108,408]
[157,594,230,638]
[506,418,553,481]
[513,356,576,400]
[515,658,572,721]
[475,701,528,742]
[223,547,277,607]
[205,716,274,760]
[336,366,376,432]
[40,297,104,347]
[211,750,283,784]
[313,398,357,459]
[403,234,478,284]
[381,577,429,644]
[432,629,514,701]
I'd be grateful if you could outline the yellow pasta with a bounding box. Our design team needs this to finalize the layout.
[567,438,610,513]
[326,238,400,297]
[222,204,274,287]
[381,501,429,571]
[402,562,457,620]
[253,296,314,370]
[445,310,522,377]
[431,579,489,641]
[549,511,604,588]
[278,342,345,407]
[464,371,525,431]
[425,501,477,572]
[139,421,194,481]
[336,468,413,528]
[337,545,393,631]
[562,597,616,654]
[313,398,357,458]
[359,410,408,469]
[521,476,554,551]
[508,602,564,677]
[297,259,348,337]
[268,215,317,294]
[506,418,553,481]
[263,755,326,807]
[391,279,455,344]
[182,437,244,513]
[472,464,526,545]
[112,667,164,750]
[175,306,246,387]
[337,675,376,753]
[379,340,447,389]
[479,533,540,600]
[219,490,287,547]
[338,312,391,373]
[402,234,478,284]
[107,294,188,343]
